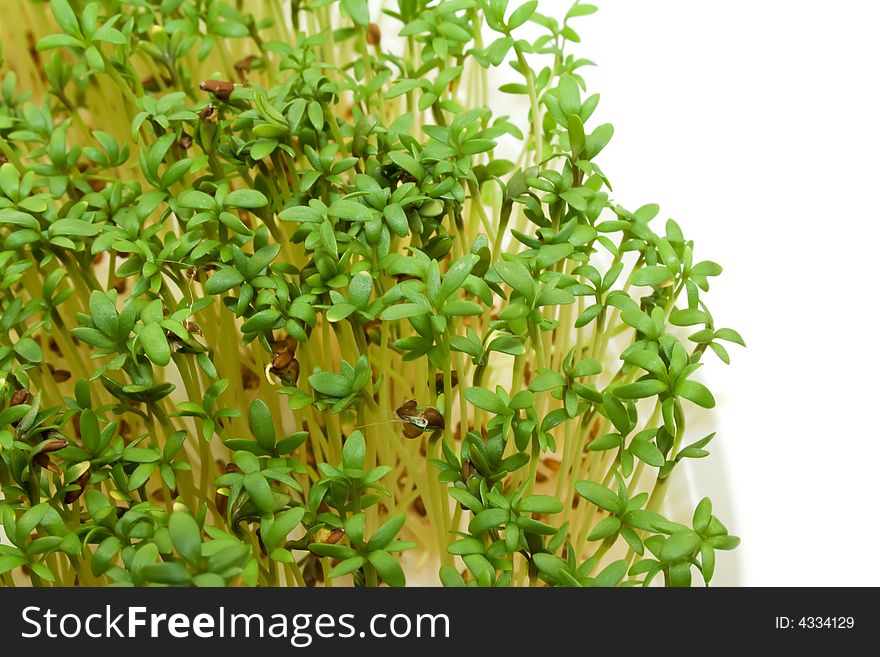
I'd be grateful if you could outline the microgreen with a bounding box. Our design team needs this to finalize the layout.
[0,0,740,588]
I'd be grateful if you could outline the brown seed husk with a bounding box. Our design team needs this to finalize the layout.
[395,399,419,420]
[199,104,218,123]
[402,423,424,439]
[34,453,60,475]
[366,23,381,46]
[51,367,72,383]
[422,407,445,430]
[199,79,235,101]
[40,438,69,453]
[412,496,427,516]
[64,469,91,504]
[435,370,459,394]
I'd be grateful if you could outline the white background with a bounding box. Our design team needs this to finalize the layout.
[4,0,874,588]
[540,0,880,585]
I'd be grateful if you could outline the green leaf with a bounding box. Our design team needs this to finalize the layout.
[250,140,278,160]
[248,399,276,451]
[70,327,113,349]
[308,371,351,398]
[127,462,156,491]
[530,369,566,392]
[443,300,483,316]
[585,123,614,159]
[447,538,485,555]
[623,510,666,533]
[344,513,365,546]
[389,151,424,180]
[93,26,127,45]
[327,303,357,322]
[16,504,50,545]
[487,336,525,356]
[621,307,656,335]
[714,328,745,346]
[615,379,667,399]
[367,513,406,551]
[602,392,631,434]
[89,291,119,337]
[341,0,369,25]
[368,550,406,587]
[0,164,17,198]
[592,559,627,587]
[572,358,602,378]
[568,3,598,18]
[224,189,268,209]
[140,322,170,366]
[29,562,56,583]
[241,308,281,333]
[464,387,508,415]
[247,244,281,279]
[693,497,712,534]
[307,100,324,130]
[36,33,85,51]
[469,508,509,534]
[508,0,538,30]
[328,555,366,579]
[0,406,30,428]
[243,473,276,512]
[508,390,534,410]
[342,432,365,471]
[383,203,409,237]
[348,271,373,308]
[329,199,372,222]
[630,438,665,467]
[575,303,603,328]
[192,572,227,586]
[386,78,424,98]
[266,507,305,549]
[50,0,80,36]
[91,536,122,577]
[484,36,513,66]
[438,254,478,304]
[676,380,715,408]
[692,261,723,277]
[575,481,622,514]
[204,268,244,294]
[632,265,674,286]
[701,542,716,584]
[380,303,429,321]
[48,218,101,237]
[448,488,483,512]
[168,511,202,566]
[588,516,621,541]
[13,338,42,363]
[519,495,563,514]
[532,553,567,580]
[557,74,581,117]
[669,308,709,326]
[588,433,621,452]
[495,259,535,302]
[144,133,175,179]
[123,446,160,463]
[660,530,701,562]
[624,350,666,378]
[708,535,740,551]
[0,555,26,576]
[439,565,466,587]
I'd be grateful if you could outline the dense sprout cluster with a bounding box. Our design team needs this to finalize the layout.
[0,0,741,588]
